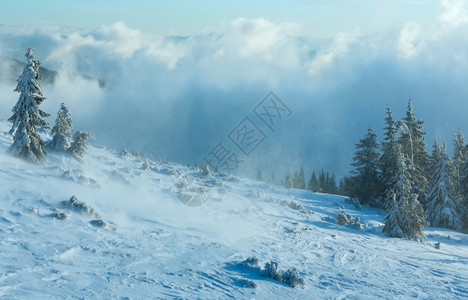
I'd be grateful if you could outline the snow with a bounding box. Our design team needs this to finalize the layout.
[0,120,467,299]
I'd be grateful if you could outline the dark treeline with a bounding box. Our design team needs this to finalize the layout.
[347,99,468,241]
[257,167,343,195]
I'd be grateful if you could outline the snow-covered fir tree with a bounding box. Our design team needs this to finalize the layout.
[452,130,466,200]
[382,192,403,238]
[68,131,93,159]
[426,141,462,230]
[380,105,400,208]
[383,143,427,241]
[461,150,468,229]
[49,103,73,152]
[398,99,429,205]
[349,124,382,206]
[7,47,50,164]
[285,168,294,189]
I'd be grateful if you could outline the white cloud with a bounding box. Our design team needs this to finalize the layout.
[2,10,468,177]
[225,18,299,60]
[438,0,468,29]
[307,31,357,76]
[398,22,425,58]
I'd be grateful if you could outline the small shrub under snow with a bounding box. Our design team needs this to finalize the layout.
[240,257,260,269]
[238,257,305,288]
[237,278,258,289]
[90,219,107,228]
[50,209,68,220]
[262,261,305,288]
[336,212,363,230]
[62,195,94,216]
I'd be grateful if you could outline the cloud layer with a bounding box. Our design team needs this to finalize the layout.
[1,0,468,179]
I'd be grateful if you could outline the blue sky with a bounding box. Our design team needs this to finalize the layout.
[2,0,439,37]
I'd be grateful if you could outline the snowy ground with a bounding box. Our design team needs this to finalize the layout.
[0,120,467,299]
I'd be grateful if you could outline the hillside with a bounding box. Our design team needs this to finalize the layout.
[0,120,467,299]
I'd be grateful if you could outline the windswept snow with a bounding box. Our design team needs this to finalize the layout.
[0,120,467,299]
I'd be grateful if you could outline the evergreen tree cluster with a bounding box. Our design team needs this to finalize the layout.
[307,169,339,194]
[348,100,468,240]
[257,167,340,195]
[7,47,92,163]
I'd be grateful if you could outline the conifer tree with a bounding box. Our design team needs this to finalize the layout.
[383,192,404,238]
[460,145,468,228]
[384,143,427,241]
[338,177,347,195]
[307,171,320,192]
[428,138,441,178]
[452,130,466,200]
[293,170,299,188]
[380,105,399,208]
[68,131,93,159]
[398,99,429,204]
[49,103,73,151]
[318,170,326,193]
[426,141,462,230]
[297,167,306,190]
[329,174,338,194]
[7,47,50,163]
[349,124,381,206]
[285,168,294,189]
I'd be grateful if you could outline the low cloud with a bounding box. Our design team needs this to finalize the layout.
[1,2,468,180]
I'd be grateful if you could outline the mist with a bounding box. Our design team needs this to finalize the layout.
[1,1,468,181]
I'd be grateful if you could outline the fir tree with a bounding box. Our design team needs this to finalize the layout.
[325,172,331,192]
[338,177,347,195]
[452,130,466,200]
[307,171,320,192]
[328,174,338,194]
[49,103,73,152]
[426,141,462,230]
[285,168,294,189]
[398,99,429,205]
[383,192,404,238]
[349,124,382,206]
[318,170,326,193]
[428,138,441,177]
[7,47,50,163]
[68,131,93,159]
[384,144,427,241]
[297,167,306,190]
[380,105,399,208]
[293,170,299,188]
[460,146,468,229]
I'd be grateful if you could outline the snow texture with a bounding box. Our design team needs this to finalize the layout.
[0,120,467,299]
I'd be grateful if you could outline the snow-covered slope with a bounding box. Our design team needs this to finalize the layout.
[0,120,467,299]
